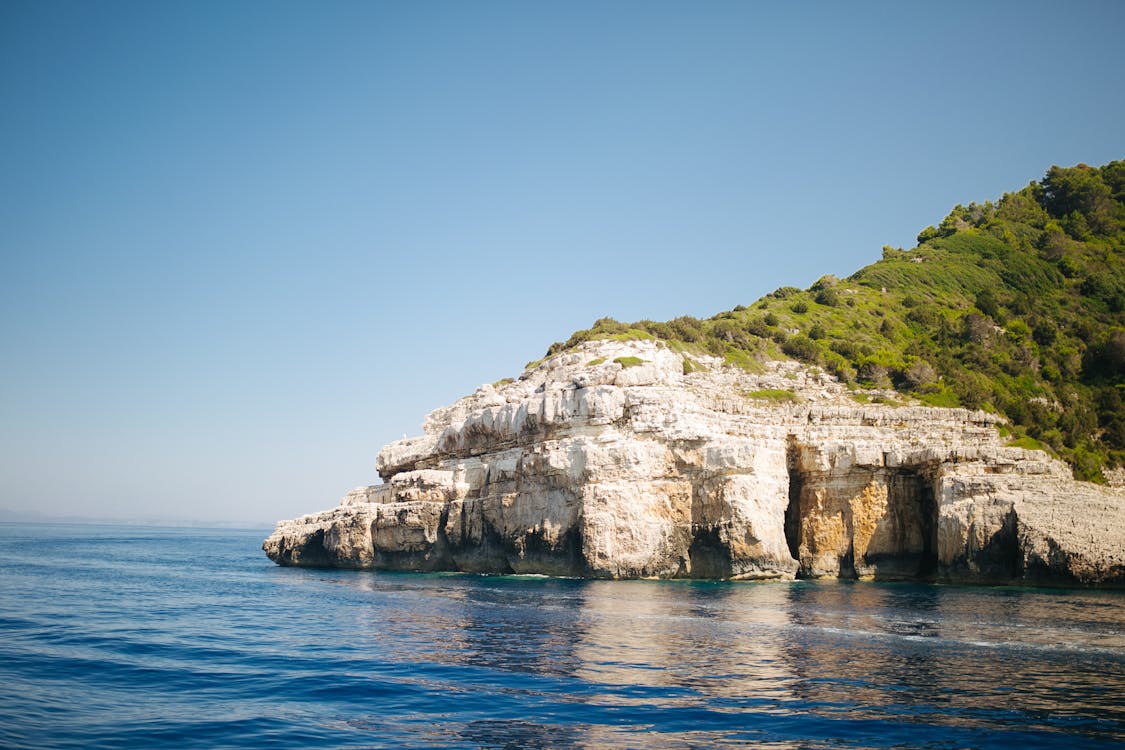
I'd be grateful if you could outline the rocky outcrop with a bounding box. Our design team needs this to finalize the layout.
[264,340,1125,586]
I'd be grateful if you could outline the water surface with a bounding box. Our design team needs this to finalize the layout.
[1,523,1122,748]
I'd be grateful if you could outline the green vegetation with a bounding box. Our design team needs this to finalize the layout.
[492,377,515,387]
[1008,435,1048,452]
[682,356,704,374]
[744,388,798,404]
[614,356,646,368]
[545,160,1125,481]
[587,357,607,366]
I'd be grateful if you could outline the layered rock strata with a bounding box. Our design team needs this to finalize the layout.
[264,341,1125,586]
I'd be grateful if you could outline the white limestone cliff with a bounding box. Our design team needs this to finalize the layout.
[264,340,1125,586]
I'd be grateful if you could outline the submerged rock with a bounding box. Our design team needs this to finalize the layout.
[264,341,1125,587]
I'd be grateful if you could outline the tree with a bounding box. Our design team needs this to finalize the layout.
[1039,164,1118,234]
[1083,329,1125,382]
[815,287,841,306]
[961,313,994,343]
[902,359,937,390]
[975,289,1001,320]
[1100,160,1125,203]
[994,188,1049,227]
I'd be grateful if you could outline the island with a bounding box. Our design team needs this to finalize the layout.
[265,160,1125,586]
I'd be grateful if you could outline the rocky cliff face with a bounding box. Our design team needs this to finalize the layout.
[264,341,1125,586]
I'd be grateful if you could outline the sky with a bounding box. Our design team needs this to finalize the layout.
[1,1,1123,527]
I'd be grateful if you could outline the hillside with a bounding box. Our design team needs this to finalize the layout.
[545,160,1125,481]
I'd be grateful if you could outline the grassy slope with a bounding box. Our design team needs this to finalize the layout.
[545,161,1125,481]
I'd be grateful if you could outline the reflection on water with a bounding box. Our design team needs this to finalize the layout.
[571,581,797,709]
[316,569,1125,747]
[1,525,1123,749]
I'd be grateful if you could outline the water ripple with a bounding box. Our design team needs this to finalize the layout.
[1,524,1123,748]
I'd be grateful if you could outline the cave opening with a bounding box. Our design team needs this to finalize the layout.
[784,449,802,565]
[882,468,939,578]
[687,526,734,579]
[780,435,943,581]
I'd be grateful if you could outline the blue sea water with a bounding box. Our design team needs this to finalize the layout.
[0,524,1123,749]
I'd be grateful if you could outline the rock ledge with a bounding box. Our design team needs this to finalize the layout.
[264,341,1125,586]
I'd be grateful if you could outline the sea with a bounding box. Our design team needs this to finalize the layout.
[1,524,1123,749]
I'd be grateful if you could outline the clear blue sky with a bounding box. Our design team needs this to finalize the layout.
[2,1,1123,526]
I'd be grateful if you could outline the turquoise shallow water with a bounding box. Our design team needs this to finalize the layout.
[1,523,1123,749]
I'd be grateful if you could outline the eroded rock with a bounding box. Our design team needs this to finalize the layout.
[264,340,1125,587]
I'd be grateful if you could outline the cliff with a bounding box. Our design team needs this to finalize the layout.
[264,340,1125,586]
